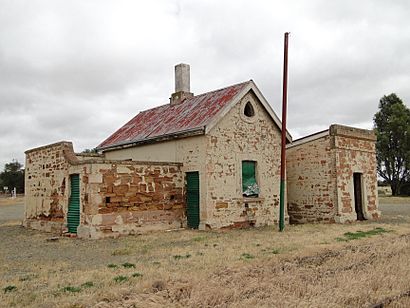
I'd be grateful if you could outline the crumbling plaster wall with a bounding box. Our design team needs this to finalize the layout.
[332,125,380,222]
[102,136,209,228]
[24,142,73,233]
[205,91,283,229]
[25,142,185,238]
[286,135,337,224]
[73,160,184,238]
[286,125,380,224]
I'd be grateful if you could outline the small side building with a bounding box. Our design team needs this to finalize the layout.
[286,124,380,224]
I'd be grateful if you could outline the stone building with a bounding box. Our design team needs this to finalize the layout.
[24,64,292,238]
[24,63,380,238]
[286,125,380,223]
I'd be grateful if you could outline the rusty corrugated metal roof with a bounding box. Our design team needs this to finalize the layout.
[97,81,251,150]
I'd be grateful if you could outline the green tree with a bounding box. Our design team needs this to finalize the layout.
[0,160,25,194]
[374,93,410,195]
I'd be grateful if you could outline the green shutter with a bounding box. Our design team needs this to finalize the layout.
[242,161,258,196]
[67,174,80,233]
[186,172,200,229]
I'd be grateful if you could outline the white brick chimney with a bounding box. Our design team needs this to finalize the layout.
[170,63,194,105]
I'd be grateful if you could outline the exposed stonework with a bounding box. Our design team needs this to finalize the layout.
[286,124,380,224]
[104,136,208,226]
[24,142,72,233]
[205,91,285,229]
[25,142,184,239]
[74,160,184,238]
[24,70,380,238]
[104,90,286,230]
[286,134,337,224]
[331,125,380,222]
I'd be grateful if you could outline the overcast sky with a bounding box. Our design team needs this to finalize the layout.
[1,0,409,169]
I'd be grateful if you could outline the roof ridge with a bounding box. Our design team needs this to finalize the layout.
[97,80,252,149]
[192,80,251,99]
[138,80,252,114]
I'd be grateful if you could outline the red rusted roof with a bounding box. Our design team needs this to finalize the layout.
[97,81,251,149]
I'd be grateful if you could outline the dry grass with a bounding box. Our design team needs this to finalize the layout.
[1,219,410,308]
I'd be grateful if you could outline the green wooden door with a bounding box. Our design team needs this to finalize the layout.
[67,174,80,233]
[186,172,200,229]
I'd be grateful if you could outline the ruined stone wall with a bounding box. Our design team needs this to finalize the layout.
[72,160,184,239]
[25,141,185,238]
[24,142,73,232]
[286,135,337,224]
[205,91,283,229]
[102,136,209,229]
[332,125,380,222]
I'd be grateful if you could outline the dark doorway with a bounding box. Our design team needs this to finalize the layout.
[186,172,200,229]
[353,173,366,221]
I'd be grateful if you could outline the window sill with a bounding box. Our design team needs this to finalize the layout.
[242,197,265,203]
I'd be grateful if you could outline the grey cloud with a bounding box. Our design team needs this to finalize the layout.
[1,0,410,168]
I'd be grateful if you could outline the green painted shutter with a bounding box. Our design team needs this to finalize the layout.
[242,161,256,191]
[186,172,200,229]
[67,174,80,233]
[242,161,259,196]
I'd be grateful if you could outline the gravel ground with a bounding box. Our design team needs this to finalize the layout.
[378,203,410,224]
[0,202,24,225]
[0,199,409,225]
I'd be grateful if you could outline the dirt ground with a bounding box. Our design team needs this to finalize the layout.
[1,197,410,307]
[0,197,24,226]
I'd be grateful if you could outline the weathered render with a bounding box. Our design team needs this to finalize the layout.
[100,80,290,230]
[24,63,380,238]
[205,91,283,229]
[286,124,380,224]
[25,142,184,238]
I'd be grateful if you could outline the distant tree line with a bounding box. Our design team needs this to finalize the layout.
[374,93,410,195]
[0,160,25,194]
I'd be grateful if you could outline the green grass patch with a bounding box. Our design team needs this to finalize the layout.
[192,236,207,242]
[3,285,17,293]
[269,248,281,254]
[113,275,128,283]
[241,253,255,260]
[261,248,281,254]
[132,272,143,278]
[19,274,36,282]
[121,262,136,268]
[173,253,191,260]
[80,281,94,288]
[61,286,81,293]
[107,263,118,269]
[336,227,390,242]
[112,248,131,256]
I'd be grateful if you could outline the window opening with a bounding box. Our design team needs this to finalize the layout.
[244,101,255,117]
[242,161,259,197]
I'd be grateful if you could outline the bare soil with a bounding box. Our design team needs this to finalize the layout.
[1,197,410,307]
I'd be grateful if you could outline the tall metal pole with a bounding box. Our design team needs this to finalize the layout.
[279,32,290,232]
